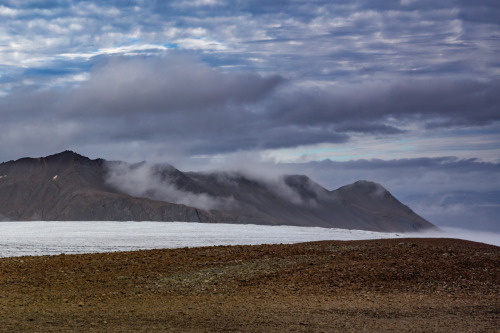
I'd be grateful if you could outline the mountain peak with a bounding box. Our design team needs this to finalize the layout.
[7,150,92,165]
[340,180,389,196]
[44,150,91,163]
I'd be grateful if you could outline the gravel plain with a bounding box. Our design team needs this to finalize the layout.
[0,238,498,332]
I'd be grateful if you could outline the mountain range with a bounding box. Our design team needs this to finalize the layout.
[0,151,436,232]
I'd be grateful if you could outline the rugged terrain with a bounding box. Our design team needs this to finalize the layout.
[0,238,498,332]
[0,151,436,232]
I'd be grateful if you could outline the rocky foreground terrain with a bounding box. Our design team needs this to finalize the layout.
[1,238,498,332]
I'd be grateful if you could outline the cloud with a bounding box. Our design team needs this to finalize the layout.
[65,55,283,115]
[1,54,499,163]
[2,0,499,88]
[268,79,500,130]
[0,55,285,158]
[103,158,324,211]
[104,161,236,211]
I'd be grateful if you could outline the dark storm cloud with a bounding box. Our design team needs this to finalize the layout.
[0,55,284,157]
[64,56,284,115]
[1,55,499,159]
[268,79,500,131]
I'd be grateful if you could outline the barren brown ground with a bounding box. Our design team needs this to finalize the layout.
[0,238,499,332]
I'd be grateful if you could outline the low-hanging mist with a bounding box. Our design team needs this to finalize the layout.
[103,160,324,211]
[104,161,236,211]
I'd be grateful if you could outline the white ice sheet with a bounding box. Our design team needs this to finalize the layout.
[0,221,497,257]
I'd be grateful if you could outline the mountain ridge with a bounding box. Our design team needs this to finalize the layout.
[0,151,437,232]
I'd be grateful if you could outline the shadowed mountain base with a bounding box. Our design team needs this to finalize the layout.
[1,238,498,332]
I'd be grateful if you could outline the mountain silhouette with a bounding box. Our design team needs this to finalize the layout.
[0,151,437,232]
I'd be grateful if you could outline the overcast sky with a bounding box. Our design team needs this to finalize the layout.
[1,0,499,231]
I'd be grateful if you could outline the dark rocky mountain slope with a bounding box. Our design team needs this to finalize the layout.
[0,151,229,223]
[0,151,437,232]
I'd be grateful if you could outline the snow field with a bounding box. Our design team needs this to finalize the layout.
[0,221,497,257]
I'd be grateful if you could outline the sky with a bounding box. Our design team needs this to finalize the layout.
[0,0,499,231]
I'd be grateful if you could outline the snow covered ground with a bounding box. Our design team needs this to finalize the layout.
[0,221,498,258]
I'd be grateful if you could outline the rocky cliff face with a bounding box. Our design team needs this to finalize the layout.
[0,151,437,232]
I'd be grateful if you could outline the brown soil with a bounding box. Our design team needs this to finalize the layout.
[1,238,499,332]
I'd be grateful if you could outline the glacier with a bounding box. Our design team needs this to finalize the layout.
[0,221,497,258]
